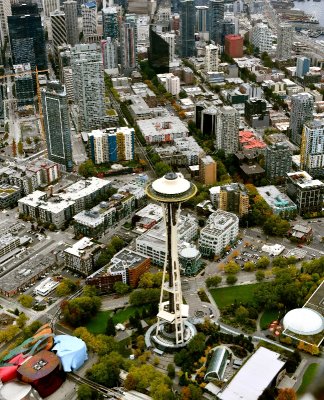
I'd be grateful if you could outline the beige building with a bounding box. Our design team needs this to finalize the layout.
[199,155,217,185]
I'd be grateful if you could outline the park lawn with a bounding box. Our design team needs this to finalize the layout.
[209,283,263,309]
[260,309,280,330]
[86,306,146,334]
[297,363,319,394]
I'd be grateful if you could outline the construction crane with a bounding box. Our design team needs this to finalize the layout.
[0,68,49,140]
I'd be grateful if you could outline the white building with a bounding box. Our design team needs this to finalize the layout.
[290,92,314,146]
[215,106,240,155]
[137,116,188,143]
[157,73,180,96]
[43,0,60,18]
[101,37,118,71]
[160,32,176,63]
[199,210,239,256]
[64,237,104,275]
[251,23,273,54]
[0,0,11,42]
[218,347,285,400]
[0,234,20,258]
[136,214,199,266]
[50,10,67,53]
[205,43,220,72]
[301,119,324,178]
[81,1,97,37]
[34,277,59,296]
[88,127,135,164]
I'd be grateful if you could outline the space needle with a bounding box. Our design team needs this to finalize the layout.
[146,172,197,350]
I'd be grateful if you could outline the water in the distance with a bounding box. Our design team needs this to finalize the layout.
[292,1,324,26]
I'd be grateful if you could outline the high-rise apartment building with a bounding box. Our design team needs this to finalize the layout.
[81,1,97,38]
[8,3,47,70]
[244,98,269,128]
[50,10,67,57]
[205,43,220,72]
[224,34,243,58]
[120,14,137,75]
[43,0,60,17]
[42,81,73,172]
[276,23,293,60]
[265,142,292,180]
[148,28,176,73]
[215,106,239,155]
[286,171,324,215]
[101,37,118,70]
[296,56,310,79]
[300,120,324,178]
[102,7,119,40]
[251,23,272,54]
[180,0,195,57]
[199,155,217,185]
[219,183,249,217]
[290,92,314,145]
[71,44,106,130]
[88,127,135,164]
[0,0,11,41]
[209,0,224,45]
[64,0,78,46]
[14,64,34,107]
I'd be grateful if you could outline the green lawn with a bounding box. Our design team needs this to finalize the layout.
[260,309,280,330]
[86,306,146,334]
[297,363,319,394]
[209,283,262,309]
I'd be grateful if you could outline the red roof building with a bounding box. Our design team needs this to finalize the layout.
[239,131,267,151]
[224,34,244,58]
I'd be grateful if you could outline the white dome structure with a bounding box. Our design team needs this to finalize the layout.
[283,307,324,335]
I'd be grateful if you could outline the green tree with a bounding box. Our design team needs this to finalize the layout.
[235,306,249,323]
[263,215,290,237]
[18,294,33,308]
[56,278,79,296]
[26,137,32,145]
[129,288,160,306]
[244,261,255,272]
[226,274,238,285]
[77,384,100,400]
[105,316,116,336]
[155,161,172,177]
[113,281,130,295]
[16,312,28,328]
[78,160,98,178]
[255,270,265,281]
[205,275,222,288]
[18,140,24,155]
[256,256,270,269]
[86,359,120,388]
[167,363,175,379]
[61,295,102,326]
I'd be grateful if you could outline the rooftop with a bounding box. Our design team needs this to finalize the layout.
[257,186,296,210]
[218,347,286,400]
[64,237,101,258]
[137,116,188,137]
[0,233,19,249]
[287,171,324,189]
[202,210,239,236]
[60,178,111,202]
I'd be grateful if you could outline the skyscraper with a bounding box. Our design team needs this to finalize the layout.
[64,0,78,46]
[42,81,73,172]
[195,6,209,40]
[71,44,106,130]
[180,0,195,58]
[101,37,118,70]
[43,0,60,18]
[276,23,293,60]
[0,0,11,41]
[102,6,119,40]
[8,3,47,70]
[120,14,137,75]
[300,120,324,178]
[50,10,67,58]
[209,0,224,45]
[296,56,310,79]
[81,2,97,38]
[215,106,239,155]
[290,92,314,145]
[265,143,292,180]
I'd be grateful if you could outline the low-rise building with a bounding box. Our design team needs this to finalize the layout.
[136,214,198,266]
[64,237,105,276]
[0,184,21,209]
[239,131,266,152]
[86,248,151,293]
[134,204,163,231]
[137,116,188,143]
[286,171,324,216]
[198,210,239,257]
[0,234,20,258]
[288,224,313,243]
[257,186,297,218]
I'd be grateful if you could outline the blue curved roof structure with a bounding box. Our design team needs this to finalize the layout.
[52,335,88,372]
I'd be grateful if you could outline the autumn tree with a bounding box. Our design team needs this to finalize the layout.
[18,294,33,308]
[12,139,17,157]
[276,388,297,400]
[224,261,240,275]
